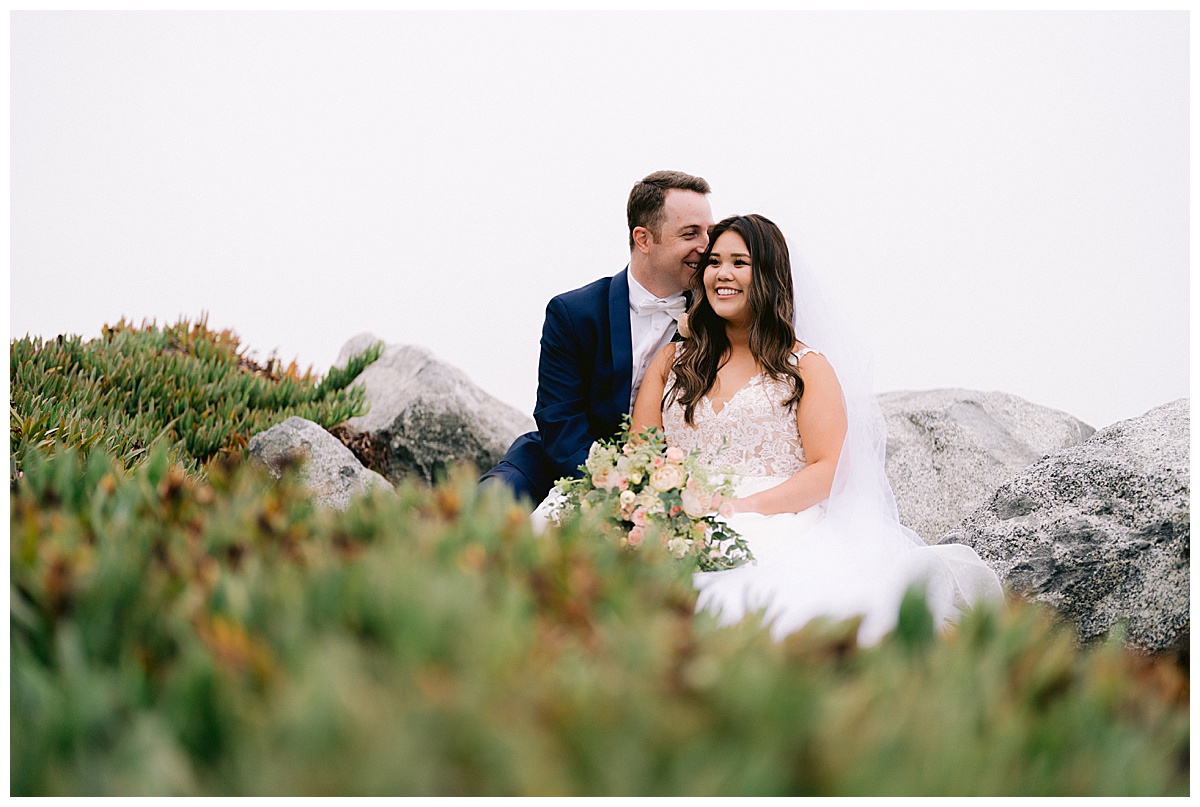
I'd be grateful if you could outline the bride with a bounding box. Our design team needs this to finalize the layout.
[630,213,1003,645]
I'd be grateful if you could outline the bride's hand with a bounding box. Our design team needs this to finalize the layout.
[719,495,746,517]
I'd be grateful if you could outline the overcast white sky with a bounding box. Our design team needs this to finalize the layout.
[10,11,1189,430]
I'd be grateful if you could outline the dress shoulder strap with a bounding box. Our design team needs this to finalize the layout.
[788,345,821,366]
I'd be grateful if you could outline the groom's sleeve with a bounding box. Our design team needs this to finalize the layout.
[534,297,594,478]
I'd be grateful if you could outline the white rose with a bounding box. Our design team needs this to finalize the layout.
[635,491,664,515]
[585,443,616,478]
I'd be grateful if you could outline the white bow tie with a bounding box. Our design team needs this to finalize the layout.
[634,296,687,319]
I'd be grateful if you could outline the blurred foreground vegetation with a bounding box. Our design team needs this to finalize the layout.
[9,320,1190,795]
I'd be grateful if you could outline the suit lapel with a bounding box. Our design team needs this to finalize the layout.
[608,268,632,417]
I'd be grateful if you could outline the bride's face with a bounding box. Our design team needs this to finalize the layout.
[704,230,754,327]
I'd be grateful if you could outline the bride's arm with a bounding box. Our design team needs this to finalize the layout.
[630,343,676,435]
[732,352,848,515]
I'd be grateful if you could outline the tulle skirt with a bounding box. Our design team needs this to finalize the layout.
[694,476,1003,645]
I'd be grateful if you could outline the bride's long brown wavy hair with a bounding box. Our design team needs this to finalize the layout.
[667,214,804,426]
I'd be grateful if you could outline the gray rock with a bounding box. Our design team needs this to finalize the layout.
[943,398,1189,655]
[880,389,1095,544]
[248,416,394,510]
[333,334,535,485]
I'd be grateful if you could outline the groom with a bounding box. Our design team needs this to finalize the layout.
[480,170,714,504]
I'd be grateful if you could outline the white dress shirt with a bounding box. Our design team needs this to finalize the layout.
[627,268,684,413]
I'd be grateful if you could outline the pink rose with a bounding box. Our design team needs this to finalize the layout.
[665,446,685,464]
[680,487,711,518]
[676,310,691,339]
[669,506,683,516]
[631,507,647,527]
[628,526,645,546]
[649,463,686,492]
[653,456,665,468]
[594,471,623,491]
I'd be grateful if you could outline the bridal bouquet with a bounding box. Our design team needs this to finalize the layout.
[552,419,753,572]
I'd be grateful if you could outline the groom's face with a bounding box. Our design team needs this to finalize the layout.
[647,190,714,293]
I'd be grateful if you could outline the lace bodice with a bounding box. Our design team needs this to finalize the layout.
[663,348,818,478]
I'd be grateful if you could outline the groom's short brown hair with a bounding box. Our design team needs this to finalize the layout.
[627,170,711,250]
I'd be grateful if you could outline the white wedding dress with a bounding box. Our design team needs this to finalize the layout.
[663,348,1003,645]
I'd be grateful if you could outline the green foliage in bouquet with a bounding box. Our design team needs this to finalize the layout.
[11,444,1189,796]
[10,315,382,477]
[555,418,752,572]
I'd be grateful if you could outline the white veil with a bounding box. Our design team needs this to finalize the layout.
[788,248,916,541]
[787,242,1004,639]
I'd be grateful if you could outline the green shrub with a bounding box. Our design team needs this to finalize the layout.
[11,445,1189,796]
[9,315,381,477]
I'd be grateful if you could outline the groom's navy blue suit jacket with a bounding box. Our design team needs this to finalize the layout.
[481,269,633,504]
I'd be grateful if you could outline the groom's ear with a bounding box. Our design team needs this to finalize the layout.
[632,226,653,254]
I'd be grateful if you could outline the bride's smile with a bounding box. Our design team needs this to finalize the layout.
[704,230,753,325]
